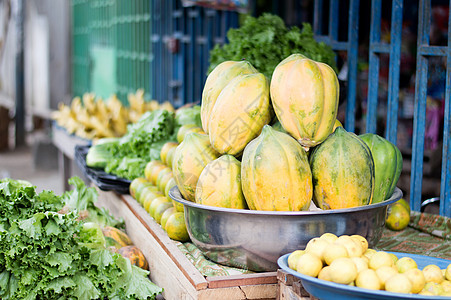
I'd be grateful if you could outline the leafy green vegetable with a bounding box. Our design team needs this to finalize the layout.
[86,138,120,169]
[0,177,163,299]
[208,13,337,79]
[175,105,202,129]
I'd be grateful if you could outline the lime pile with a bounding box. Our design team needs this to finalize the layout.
[288,233,451,296]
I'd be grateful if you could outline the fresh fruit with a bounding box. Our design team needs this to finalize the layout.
[386,202,410,231]
[396,256,418,273]
[102,226,133,248]
[149,196,171,219]
[160,207,176,229]
[422,282,444,295]
[351,257,369,274]
[288,250,305,270]
[176,124,205,143]
[165,212,190,242]
[385,273,412,294]
[333,119,343,132]
[172,132,219,201]
[375,266,398,290]
[359,133,403,203]
[195,155,247,209]
[142,190,164,212]
[270,53,339,148]
[309,127,375,209]
[446,264,451,280]
[328,257,358,285]
[154,202,174,224]
[369,251,394,270]
[318,266,332,281]
[164,177,177,198]
[208,72,272,155]
[363,248,377,260]
[351,235,369,253]
[156,169,173,192]
[135,182,157,203]
[166,145,177,169]
[423,264,444,283]
[320,232,338,243]
[296,252,323,278]
[144,160,163,182]
[335,235,364,257]
[305,238,330,264]
[160,142,179,165]
[355,269,381,290]
[137,184,159,205]
[323,243,349,265]
[201,60,257,133]
[241,125,312,211]
[129,177,147,198]
[405,268,426,293]
[118,245,149,270]
[397,198,411,212]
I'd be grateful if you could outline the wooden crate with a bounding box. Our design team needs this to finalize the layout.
[277,270,317,300]
[95,189,278,300]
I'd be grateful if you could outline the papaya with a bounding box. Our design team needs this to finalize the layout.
[208,73,272,156]
[270,54,339,148]
[359,133,403,203]
[241,125,312,211]
[195,155,247,209]
[118,245,149,270]
[201,60,257,133]
[172,132,219,201]
[102,226,133,248]
[309,127,375,209]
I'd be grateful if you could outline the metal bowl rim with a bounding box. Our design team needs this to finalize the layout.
[169,186,403,216]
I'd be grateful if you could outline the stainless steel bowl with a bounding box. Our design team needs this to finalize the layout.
[169,187,403,272]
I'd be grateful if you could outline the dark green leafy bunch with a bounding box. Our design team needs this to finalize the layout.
[0,178,162,299]
[208,13,337,79]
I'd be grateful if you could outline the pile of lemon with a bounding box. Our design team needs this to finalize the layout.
[288,233,451,296]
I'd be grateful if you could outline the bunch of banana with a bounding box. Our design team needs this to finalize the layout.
[52,89,175,140]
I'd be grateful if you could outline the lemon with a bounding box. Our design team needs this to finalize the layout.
[441,280,451,293]
[318,266,332,281]
[165,212,190,242]
[329,257,357,285]
[446,264,451,281]
[389,253,399,265]
[288,250,305,270]
[305,238,330,263]
[422,282,444,295]
[423,264,444,283]
[355,269,381,290]
[440,291,451,296]
[351,235,369,253]
[319,232,338,243]
[363,248,377,260]
[323,243,349,265]
[295,252,323,277]
[154,202,174,224]
[385,273,412,294]
[385,202,410,231]
[369,251,394,270]
[405,268,426,293]
[351,257,369,274]
[335,235,363,257]
[418,290,435,296]
[396,256,417,273]
[375,266,398,289]
[160,207,176,229]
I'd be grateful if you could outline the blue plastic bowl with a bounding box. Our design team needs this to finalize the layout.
[278,252,451,300]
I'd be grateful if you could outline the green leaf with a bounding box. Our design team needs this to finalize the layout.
[89,249,115,269]
[44,277,76,294]
[45,252,74,272]
[72,273,100,300]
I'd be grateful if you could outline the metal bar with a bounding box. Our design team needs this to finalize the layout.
[418,45,448,56]
[15,0,25,146]
[410,0,430,212]
[386,0,403,144]
[313,36,349,50]
[313,0,323,35]
[329,0,338,41]
[370,43,391,54]
[345,0,360,132]
[439,0,451,217]
[366,0,382,134]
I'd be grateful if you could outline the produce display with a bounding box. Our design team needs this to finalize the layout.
[0,177,162,299]
[85,105,202,180]
[52,89,174,140]
[286,233,451,296]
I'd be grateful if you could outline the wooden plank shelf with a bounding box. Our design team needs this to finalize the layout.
[95,188,279,300]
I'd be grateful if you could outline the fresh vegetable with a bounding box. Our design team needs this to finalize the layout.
[175,105,202,129]
[241,125,312,211]
[359,133,403,203]
[208,72,272,156]
[86,138,120,169]
[208,13,336,79]
[102,226,133,249]
[309,127,375,209]
[201,60,257,133]
[195,155,247,209]
[0,177,162,299]
[270,53,339,148]
[117,246,149,271]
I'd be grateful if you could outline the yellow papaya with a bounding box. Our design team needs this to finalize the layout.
[208,73,272,156]
[309,127,375,209]
[241,125,312,211]
[270,54,339,148]
[201,61,257,133]
[172,132,219,201]
[195,155,247,209]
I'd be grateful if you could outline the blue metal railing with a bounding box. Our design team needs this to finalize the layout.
[312,0,450,217]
